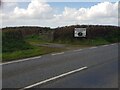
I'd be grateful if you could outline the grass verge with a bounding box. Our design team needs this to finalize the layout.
[2,34,115,62]
[2,46,65,62]
[53,38,111,46]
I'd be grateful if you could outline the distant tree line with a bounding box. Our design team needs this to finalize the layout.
[2,26,51,37]
[2,25,120,42]
[54,25,120,42]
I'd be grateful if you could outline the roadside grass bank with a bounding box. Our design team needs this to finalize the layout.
[2,25,119,62]
[2,46,65,62]
[2,34,117,62]
[53,38,111,46]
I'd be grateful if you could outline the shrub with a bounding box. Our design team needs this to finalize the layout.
[2,29,32,53]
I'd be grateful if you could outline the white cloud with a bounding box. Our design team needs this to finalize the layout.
[1,2,18,20]
[87,2,117,18]
[1,1,118,28]
[54,2,118,25]
[12,0,53,19]
[2,2,18,12]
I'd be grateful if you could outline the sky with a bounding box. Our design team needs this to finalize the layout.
[0,0,119,28]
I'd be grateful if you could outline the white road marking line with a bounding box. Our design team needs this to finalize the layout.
[51,52,64,56]
[1,43,117,65]
[102,45,109,47]
[0,56,42,65]
[110,44,115,45]
[89,47,97,49]
[20,66,87,90]
[74,49,83,52]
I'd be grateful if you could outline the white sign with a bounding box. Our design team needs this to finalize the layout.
[74,28,86,37]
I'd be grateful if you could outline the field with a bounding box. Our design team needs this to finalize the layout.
[2,31,66,62]
[2,46,65,62]
[2,25,120,62]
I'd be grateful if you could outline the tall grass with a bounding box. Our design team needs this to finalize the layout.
[2,46,64,62]
[2,30,32,53]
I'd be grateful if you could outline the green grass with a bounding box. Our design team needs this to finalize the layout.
[25,34,51,45]
[75,38,111,46]
[2,34,66,62]
[2,34,117,62]
[25,35,113,46]
[2,46,65,62]
[2,30,33,53]
[0,53,2,62]
[53,38,111,46]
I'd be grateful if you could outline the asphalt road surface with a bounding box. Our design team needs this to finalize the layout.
[2,43,119,89]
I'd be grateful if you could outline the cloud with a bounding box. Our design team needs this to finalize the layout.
[12,0,53,19]
[1,2,18,20]
[2,2,18,11]
[1,1,118,28]
[55,2,118,24]
[87,2,117,19]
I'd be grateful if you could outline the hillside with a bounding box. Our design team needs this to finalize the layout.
[53,25,120,45]
[2,25,120,61]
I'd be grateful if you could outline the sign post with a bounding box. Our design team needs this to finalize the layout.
[74,28,86,37]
